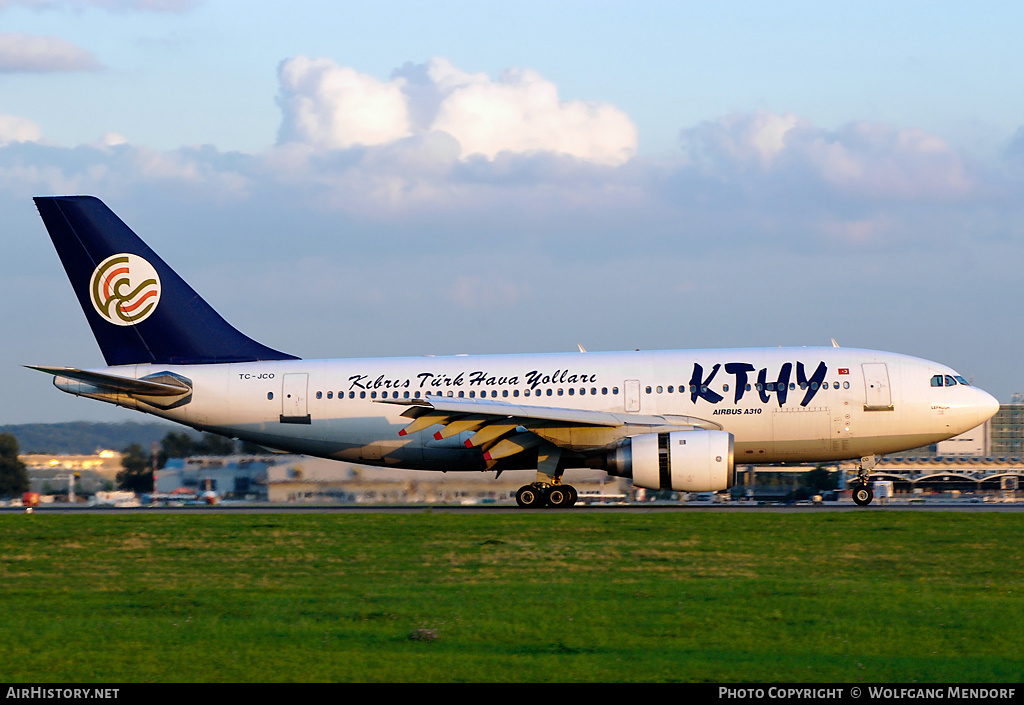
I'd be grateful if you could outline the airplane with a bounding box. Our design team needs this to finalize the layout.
[29,196,1000,508]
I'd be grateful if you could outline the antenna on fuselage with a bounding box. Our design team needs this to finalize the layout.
[831,338,840,348]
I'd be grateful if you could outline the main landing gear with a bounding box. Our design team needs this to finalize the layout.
[850,455,879,507]
[514,442,578,508]
[515,482,579,508]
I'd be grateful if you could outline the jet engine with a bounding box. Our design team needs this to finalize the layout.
[606,430,735,492]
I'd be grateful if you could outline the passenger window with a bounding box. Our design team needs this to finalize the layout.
[267,392,274,400]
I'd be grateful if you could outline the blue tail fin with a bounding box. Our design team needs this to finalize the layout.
[35,195,299,366]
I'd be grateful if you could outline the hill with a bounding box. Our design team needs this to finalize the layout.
[0,422,198,455]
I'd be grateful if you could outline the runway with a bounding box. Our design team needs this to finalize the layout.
[5,500,1023,514]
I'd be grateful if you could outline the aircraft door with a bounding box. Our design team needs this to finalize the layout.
[625,380,641,412]
[862,363,893,411]
[280,373,311,424]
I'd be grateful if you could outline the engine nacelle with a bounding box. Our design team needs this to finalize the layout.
[606,430,735,492]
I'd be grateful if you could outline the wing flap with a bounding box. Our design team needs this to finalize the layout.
[378,396,713,428]
[379,395,720,463]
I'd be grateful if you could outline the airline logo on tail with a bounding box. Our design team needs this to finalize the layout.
[89,253,161,326]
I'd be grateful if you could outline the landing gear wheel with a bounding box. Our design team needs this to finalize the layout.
[565,485,578,507]
[851,484,874,507]
[516,484,544,508]
[547,486,570,508]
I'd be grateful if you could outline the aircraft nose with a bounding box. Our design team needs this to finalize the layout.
[966,386,1000,429]
[978,388,1000,422]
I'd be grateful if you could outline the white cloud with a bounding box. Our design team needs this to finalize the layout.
[276,56,637,166]
[427,58,637,165]
[97,132,128,147]
[0,32,101,72]
[683,110,973,200]
[685,111,806,169]
[798,122,972,200]
[276,56,413,150]
[0,112,41,144]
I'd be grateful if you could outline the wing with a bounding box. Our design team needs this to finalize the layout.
[378,396,721,465]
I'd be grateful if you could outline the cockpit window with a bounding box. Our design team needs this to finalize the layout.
[932,374,970,387]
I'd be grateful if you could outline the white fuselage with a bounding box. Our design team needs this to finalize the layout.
[60,346,999,472]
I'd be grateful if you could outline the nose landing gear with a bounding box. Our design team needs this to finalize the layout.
[851,455,879,506]
[851,483,874,507]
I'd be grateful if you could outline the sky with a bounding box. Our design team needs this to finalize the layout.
[2,0,1023,425]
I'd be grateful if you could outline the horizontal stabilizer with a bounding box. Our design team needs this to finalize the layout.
[27,366,191,396]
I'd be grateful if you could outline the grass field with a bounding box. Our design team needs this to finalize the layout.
[1,509,1022,683]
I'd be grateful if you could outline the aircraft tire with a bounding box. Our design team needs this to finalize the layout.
[547,486,570,508]
[516,485,543,508]
[851,484,874,507]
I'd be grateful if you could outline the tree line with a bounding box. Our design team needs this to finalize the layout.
[117,432,265,493]
[0,430,262,497]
